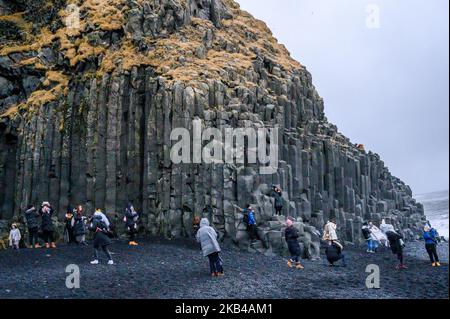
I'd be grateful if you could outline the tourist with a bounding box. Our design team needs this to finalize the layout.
[323,219,338,241]
[89,210,114,265]
[124,204,139,246]
[325,240,346,267]
[196,218,224,277]
[192,216,201,238]
[64,207,75,244]
[272,186,284,216]
[9,223,21,250]
[370,222,388,249]
[39,201,56,248]
[423,225,441,267]
[386,227,407,270]
[24,205,41,248]
[72,205,87,245]
[244,205,259,241]
[379,219,391,247]
[285,217,304,269]
[362,222,373,253]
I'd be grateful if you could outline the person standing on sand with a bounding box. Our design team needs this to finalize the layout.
[124,204,139,246]
[39,202,56,249]
[362,222,374,253]
[24,205,41,248]
[64,208,75,244]
[285,217,304,269]
[325,240,346,267]
[386,226,407,270]
[72,205,87,245]
[196,218,224,277]
[89,210,114,265]
[9,223,21,250]
[423,225,441,267]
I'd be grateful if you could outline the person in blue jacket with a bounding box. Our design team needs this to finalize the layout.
[247,205,259,240]
[423,225,441,267]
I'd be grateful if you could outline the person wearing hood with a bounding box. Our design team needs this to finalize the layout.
[72,205,87,245]
[367,221,384,253]
[124,204,139,246]
[380,219,390,234]
[9,223,21,250]
[323,219,338,242]
[196,218,224,277]
[386,226,407,270]
[285,217,304,269]
[379,219,391,247]
[325,240,346,267]
[24,205,41,248]
[39,201,56,248]
[423,225,441,267]
[89,209,114,265]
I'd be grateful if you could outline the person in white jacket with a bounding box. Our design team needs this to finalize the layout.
[323,219,338,241]
[9,223,21,250]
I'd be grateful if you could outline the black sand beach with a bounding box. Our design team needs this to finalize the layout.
[0,238,448,299]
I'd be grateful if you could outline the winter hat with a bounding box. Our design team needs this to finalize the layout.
[42,201,50,207]
[11,223,17,228]
[424,225,431,232]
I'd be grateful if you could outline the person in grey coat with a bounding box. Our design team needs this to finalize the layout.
[196,218,224,277]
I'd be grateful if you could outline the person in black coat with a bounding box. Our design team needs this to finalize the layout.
[325,240,346,267]
[39,202,56,248]
[285,218,304,269]
[386,229,407,269]
[24,205,41,248]
[72,205,87,245]
[272,186,283,216]
[124,204,139,246]
[89,211,113,265]
[64,207,75,244]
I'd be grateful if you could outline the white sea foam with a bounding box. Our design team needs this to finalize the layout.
[415,190,449,239]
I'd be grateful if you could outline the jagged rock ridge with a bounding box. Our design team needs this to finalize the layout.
[0,0,426,255]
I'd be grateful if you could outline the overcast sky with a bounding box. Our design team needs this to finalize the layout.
[237,0,449,195]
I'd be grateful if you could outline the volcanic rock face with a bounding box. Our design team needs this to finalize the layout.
[0,0,425,254]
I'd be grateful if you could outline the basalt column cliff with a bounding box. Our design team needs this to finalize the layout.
[0,0,426,254]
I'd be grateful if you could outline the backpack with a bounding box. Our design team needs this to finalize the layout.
[243,212,249,225]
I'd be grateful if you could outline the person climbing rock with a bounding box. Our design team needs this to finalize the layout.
[244,205,259,241]
[24,205,41,248]
[72,205,87,245]
[196,218,224,277]
[362,222,373,252]
[9,223,21,250]
[39,202,56,249]
[423,224,441,267]
[124,204,139,246]
[323,219,338,242]
[89,210,114,265]
[272,186,284,216]
[285,217,304,269]
[64,207,75,244]
[386,226,407,270]
[325,240,346,267]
